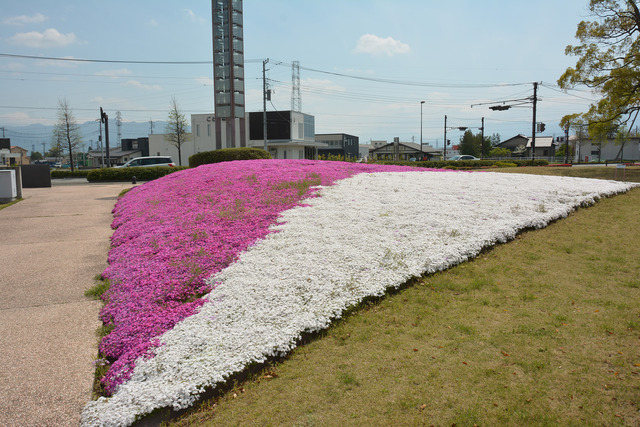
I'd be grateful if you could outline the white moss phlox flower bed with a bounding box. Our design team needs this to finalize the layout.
[82,171,636,426]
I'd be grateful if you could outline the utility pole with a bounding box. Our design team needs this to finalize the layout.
[480,117,485,158]
[564,126,570,164]
[531,82,538,163]
[97,118,104,167]
[444,115,447,160]
[100,108,110,167]
[263,58,269,152]
[420,100,425,160]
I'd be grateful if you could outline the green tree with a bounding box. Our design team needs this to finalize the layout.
[52,98,82,172]
[555,143,574,159]
[458,130,477,156]
[165,97,191,166]
[489,147,511,158]
[458,130,491,157]
[558,0,640,134]
[30,151,43,161]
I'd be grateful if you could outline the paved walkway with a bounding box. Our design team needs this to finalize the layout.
[0,179,131,427]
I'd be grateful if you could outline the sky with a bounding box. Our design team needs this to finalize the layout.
[0,0,599,149]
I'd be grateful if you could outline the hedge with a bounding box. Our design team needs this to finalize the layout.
[189,147,271,168]
[86,166,188,182]
[374,159,549,169]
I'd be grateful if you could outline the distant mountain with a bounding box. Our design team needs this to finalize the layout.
[3,120,185,153]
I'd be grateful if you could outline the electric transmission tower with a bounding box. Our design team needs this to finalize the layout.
[291,60,301,112]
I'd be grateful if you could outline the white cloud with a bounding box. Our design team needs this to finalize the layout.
[3,13,47,26]
[0,111,51,125]
[149,19,159,26]
[6,62,26,71]
[303,77,346,92]
[125,80,162,91]
[353,34,411,57]
[184,9,205,23]
[9,28,77,48]
[95,69,133,78]
[34,56,78,68]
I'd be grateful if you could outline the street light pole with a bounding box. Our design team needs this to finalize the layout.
[420,100,425,160]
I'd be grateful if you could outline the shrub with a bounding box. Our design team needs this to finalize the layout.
[495,161,518,168]
[86,166,187,182]
[51,170,89,178]
[189,147,271,168]
[489,147,512,158]
[317,154,357,162]
[373,159,548,169]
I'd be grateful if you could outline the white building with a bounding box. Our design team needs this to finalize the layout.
[191,114,245,153]
[573,136,640,162]
[148,133,194,166]
[191,111,326,161]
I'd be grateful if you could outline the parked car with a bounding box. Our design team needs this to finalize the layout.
[449,155,479,161]
[116,156,176,168]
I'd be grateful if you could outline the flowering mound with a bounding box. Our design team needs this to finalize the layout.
[83,160,636,426]
[97,160,431,393]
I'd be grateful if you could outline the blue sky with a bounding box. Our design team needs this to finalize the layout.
[0,0,596,146]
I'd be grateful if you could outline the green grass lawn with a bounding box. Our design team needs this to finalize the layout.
[163,167,640,426]
[0,198,22,211]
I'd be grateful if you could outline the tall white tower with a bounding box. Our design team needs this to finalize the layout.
[291,60,301,112]
[212,0,246,148]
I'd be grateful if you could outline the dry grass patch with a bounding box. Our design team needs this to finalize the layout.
[489,165,640,183]
[167,186,640,427]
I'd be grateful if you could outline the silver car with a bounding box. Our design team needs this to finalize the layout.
[117,156,176,168]
[449,155,479,161]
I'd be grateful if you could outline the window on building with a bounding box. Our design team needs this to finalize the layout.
[196,124,200,137]
[207,124,211,137]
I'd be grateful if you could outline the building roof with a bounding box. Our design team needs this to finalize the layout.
[87,148,141,159]
[370,141,441,154]
[526,136,555,148]
[498,134,557,149]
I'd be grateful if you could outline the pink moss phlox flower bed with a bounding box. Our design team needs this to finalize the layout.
[98,159,441,393]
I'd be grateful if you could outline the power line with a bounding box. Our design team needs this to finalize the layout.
[0,53,264,65]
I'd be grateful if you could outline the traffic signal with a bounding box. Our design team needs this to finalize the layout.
[536,122,546,133]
